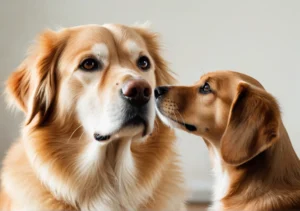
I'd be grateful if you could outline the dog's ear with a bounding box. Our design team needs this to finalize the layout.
[220,82,280,166]
[5,30,67,125]
[132,26,177,86]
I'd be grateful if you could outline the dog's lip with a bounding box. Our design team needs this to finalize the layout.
[93,133,111,141]
[123,115,149,136]
[168,117,197,132]
[158,108,197,132]
[94,116,149,141]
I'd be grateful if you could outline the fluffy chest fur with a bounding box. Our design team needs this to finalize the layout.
[1,126,185,211]
[31,139,161,211]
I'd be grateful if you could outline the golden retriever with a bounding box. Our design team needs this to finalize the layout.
[0,24,186,211]
[155,71,300,211]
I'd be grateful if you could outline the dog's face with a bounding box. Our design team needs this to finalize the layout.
[156,71,281,165]
[6,24,174,143]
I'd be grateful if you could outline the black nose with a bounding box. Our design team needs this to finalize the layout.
[154,86,169,99]
[122,79,152,106]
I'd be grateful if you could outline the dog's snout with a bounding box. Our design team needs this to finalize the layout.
[154,86,169,99]
[122,79,151,106]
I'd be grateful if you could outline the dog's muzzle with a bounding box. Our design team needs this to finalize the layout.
[121,78,152,136]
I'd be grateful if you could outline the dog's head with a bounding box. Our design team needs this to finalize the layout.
[155,71,281,166]
[6,24,175,143]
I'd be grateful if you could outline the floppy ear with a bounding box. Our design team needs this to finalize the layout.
[5,30,66,125]
[132,26,177,86]
[220,82,280,166]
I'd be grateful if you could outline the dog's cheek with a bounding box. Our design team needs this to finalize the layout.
[76,89,98,137]
[58,82,77,112]
[76,83,127,138]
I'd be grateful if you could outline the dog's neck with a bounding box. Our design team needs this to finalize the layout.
[206,122,300,210]
[24,121,175,210]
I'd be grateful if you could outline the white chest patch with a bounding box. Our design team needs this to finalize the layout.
[210,147,230,210]
[76,139,154,211]
[77,141,106,176]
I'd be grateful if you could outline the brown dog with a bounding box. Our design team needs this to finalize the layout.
[155,71,300,211]
[0,24,186,211]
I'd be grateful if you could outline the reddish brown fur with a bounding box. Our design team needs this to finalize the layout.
[156,71,300,210]
[1,24,185,211]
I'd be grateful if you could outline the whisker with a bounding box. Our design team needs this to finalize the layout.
[79,131,85,141]
[172,109,179,123]
[153,118,160,133]
[67,125,83,144]
[175,110,187,125]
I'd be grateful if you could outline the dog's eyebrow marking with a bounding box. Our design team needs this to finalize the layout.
[92,43,109,65]
[205,77,212,83]
[125,40,142,59]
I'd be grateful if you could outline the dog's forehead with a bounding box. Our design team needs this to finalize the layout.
[198,71,238,85]
[196,72,221,85]
[103,24,147,56]
[63,25,114,56]
[103,24,144,42]
[70,24,143,40]
[65,24,145,55]
[66,24,146,61]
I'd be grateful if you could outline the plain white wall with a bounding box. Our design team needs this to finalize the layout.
[1,0,300,202]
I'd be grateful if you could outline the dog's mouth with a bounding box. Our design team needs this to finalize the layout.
[168,117,197,132]
[123,115,149,136]
[93,113,149,142]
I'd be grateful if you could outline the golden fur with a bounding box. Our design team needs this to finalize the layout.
[1,24,186,211]
[155,71,300,211]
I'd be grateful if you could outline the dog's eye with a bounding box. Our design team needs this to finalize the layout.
[79,58,101,71]
[137,56,151,71]
[199,82,212,94]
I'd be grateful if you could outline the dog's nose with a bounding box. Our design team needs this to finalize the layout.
[122,79,151,106]
[154,86,169,99]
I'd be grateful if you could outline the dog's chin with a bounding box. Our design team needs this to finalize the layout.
[91,100,156,143]
[114,116,153,140]
[92,116,154,144]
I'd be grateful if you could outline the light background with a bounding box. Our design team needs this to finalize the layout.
[1,0,300,202]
